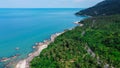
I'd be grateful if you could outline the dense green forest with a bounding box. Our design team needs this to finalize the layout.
[30,0,120,67]
[30,15,120,68]
[76,0,120,16]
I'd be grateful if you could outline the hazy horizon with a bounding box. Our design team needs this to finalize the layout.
[0,0,104,8]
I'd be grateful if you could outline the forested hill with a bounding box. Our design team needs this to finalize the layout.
[31,14,120,68]
[30,0,120,68]
[76,0,120,16]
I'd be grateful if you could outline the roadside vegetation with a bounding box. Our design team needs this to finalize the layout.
[30,14,120,68]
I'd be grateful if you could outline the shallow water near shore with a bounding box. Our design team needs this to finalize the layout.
[0,8,86,68]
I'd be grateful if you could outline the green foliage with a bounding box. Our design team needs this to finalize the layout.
[80,15,120,67]
[30,15,120,68]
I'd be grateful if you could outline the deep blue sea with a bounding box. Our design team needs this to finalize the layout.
[0,8,85,68]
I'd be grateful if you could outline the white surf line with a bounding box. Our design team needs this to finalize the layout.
[15,32,64,68]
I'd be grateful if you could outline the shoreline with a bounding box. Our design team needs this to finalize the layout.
[14,21,81,68]
[15,32,64,68]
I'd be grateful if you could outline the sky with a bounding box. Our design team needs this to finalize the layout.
[0,0,104,8]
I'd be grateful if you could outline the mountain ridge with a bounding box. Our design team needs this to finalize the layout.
[76,0,120,16]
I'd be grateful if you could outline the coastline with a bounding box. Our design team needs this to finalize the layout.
[15,21,81,68]
[15,32,64,68]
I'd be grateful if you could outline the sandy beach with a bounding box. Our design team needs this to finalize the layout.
[15,22,80,68]
[15,32,64,68]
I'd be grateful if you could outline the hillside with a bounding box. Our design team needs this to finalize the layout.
[30,15,120,68]
[76,0,120,16]
[30,0,120,68]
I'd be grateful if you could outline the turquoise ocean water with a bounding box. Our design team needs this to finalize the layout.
[0,8,85,68]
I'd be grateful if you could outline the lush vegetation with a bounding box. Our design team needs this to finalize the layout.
[79,15,120,67]
[30,14,120,68]
[30,0,120,67]
[76,0,120,16]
